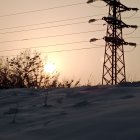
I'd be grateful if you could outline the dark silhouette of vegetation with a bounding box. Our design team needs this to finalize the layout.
[0,50,80,89]
[118,81,140,87]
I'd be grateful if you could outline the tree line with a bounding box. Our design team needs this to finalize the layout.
[0,50,80,89]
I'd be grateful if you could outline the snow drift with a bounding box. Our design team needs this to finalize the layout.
[0,85,140,140]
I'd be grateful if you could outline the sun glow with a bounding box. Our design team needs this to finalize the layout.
[44,62,56,74]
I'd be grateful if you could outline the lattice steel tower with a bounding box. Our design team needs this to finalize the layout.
[87,0,138,85]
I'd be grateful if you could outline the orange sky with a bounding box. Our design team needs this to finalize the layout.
[0,0,140,84]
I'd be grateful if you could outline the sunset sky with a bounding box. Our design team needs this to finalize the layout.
[0,0,139,84]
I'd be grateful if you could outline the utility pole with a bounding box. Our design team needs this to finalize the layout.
[87,0,138,85]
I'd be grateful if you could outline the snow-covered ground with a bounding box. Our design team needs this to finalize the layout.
[0,85,140,140]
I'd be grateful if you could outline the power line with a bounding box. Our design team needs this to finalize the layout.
[41,45,104,54]
[0,16,91,31]
[123,12,138,19]
[0,13,106,31]
[0,41,89,53]
[0,41,104,53]
[123,16,140,19]
[0,29,105,44]
[86,0,107,8]
[89,13,107,16]
[0,2,85,18]
[0,43,104,57]
[0,21,88,35]
[125,47,136,52]
[126,36,140,39]
[124,29,138,35]
[90,5,107,8]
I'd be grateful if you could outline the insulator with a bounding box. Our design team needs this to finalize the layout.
[131,8,139,11]
[87,0,94,4]
[88,19,97,23]
[129,25,138,29]
[128,43,137,47]
[90,38,98,42]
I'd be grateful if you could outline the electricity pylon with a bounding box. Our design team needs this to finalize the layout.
[87,0,138,85]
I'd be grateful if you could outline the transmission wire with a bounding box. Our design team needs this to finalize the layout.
[0,2,85,18]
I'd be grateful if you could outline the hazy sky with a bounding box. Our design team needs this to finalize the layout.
[0,0,140,84]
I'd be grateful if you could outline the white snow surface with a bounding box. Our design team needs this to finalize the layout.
[0,86,140,140]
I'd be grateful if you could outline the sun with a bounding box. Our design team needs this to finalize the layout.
[44,62,56,74]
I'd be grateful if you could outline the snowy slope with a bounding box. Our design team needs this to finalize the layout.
[0,86,140,140]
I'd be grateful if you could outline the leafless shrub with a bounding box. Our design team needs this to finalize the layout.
[0,50,80,89]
